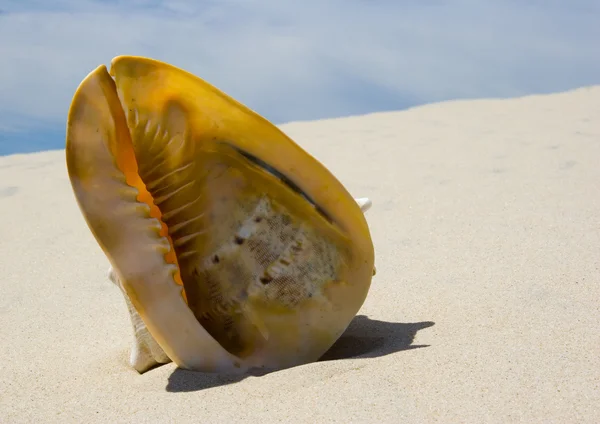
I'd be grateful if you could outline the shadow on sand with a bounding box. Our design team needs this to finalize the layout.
[165,315,434,393]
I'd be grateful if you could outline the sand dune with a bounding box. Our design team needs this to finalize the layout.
[1,86,599,423]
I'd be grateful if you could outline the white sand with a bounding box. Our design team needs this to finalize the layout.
[1,86,599,423]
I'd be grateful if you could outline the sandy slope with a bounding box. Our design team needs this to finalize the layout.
[1,86,599,423]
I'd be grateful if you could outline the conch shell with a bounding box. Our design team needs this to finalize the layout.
[65,56,375,374]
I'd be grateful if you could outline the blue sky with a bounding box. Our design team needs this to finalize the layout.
[1,0,599,155]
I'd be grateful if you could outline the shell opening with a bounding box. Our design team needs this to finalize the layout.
[110,112,187,302]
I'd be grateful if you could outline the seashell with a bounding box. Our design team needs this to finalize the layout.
[65,56,376,374]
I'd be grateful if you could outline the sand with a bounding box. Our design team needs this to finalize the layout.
[1,86,599,423]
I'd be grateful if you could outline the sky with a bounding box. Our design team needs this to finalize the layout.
[1,0,599,155]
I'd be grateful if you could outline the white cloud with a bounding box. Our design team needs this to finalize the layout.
[0,0,599,133]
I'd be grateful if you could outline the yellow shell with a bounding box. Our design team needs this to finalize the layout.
[65,56,375,374]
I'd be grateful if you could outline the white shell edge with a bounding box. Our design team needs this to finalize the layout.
[355,197,372,213]
[108,267,173,372]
